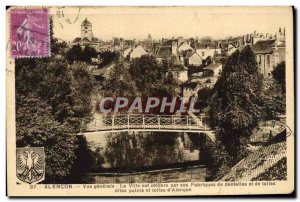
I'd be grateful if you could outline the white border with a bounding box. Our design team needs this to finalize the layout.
[1,0,299,201]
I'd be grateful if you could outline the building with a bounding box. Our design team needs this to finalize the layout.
[72,18,100,49]
[195,45,221,60]
[144,34,154,52]
[252,36,286,78]
[203,62,222,77]
[128,45,148,60]
[121,47,132,59]
[178,41,193,52]
[154,46,173,62]
[184,52,203,67]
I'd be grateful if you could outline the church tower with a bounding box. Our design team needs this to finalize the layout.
[81,18,93,41]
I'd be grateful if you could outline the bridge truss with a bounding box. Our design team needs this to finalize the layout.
[82,112,215,141]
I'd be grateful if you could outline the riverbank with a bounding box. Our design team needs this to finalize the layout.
[85,166,206,184]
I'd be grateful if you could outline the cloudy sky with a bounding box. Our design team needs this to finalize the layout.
[52,7,291,42]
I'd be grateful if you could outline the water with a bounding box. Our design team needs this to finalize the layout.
[85,131,203,170]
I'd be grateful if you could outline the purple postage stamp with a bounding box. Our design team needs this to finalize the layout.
[10,8,50,58]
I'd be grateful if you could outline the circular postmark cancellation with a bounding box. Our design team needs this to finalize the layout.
[10,8,50,58]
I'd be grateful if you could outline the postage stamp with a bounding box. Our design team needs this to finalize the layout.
[10,8,50,58]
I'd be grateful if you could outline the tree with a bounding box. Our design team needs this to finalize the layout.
[98,50,119,68]
[104,132,183,170]
[197,87,212,110]
[260,62,286,119]
[272,61,286,93]
[82,46,98,64]
[16,93,77,182]
[15,58,95,182]
[103,61,137,97]
[208,46,264,160]
[129,55,179,96]
[66,44,83,64]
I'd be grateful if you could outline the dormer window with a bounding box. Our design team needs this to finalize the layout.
[85,26,88,29]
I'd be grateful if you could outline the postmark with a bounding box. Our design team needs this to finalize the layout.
[16,147,45,184]
[10,8,50,58]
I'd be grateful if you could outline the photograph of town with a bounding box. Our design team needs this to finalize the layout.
[14,7,289,185]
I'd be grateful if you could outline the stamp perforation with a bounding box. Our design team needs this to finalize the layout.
[8,7,51,59]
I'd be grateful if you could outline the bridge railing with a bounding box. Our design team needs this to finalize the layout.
[87,114,208,132]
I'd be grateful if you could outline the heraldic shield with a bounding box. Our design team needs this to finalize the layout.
[16,147,45,184]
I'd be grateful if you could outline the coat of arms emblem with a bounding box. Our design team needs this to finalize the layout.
[16,147,45,184]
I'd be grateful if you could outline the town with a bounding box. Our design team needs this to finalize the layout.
[62,18,286,102]
[15,15,288,185]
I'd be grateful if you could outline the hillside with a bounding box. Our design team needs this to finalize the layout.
[220,141,286,181]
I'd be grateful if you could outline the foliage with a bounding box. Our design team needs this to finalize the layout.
[16,93,77,182]
[208,46,264,160]
[206,46,288,181]
[49,17,67,56]
[197,87,213,110]
[272,62,286,94]
[67,135,103,183]
[103,61,137,97]
[98,50,120,68]
[66,44,98,65]
[82,46,98,64]
[104,132,183,170]
[260,80,286,120]
[66,44,83,64]
[128,55,179,96]
[205,140,232,181]
[103,55,179,98]
[15,57,95,182]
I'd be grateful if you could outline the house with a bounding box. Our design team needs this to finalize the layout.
[252,39,285,78]
[227,43,238,56]
[129,45,147,60]
[169,38,193,56]
[155,46,173,62]
[178,41,193,52]
[203,62,222,77]
[184,52,203,67]
[196,45,221,60]
[122,47,133,58]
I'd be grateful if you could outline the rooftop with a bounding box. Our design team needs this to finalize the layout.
[155,46,172,58]
[252,39,275,54]
[203,62,222,71]
[81,18,92,27]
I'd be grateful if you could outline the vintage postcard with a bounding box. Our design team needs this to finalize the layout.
[6,6,294,196]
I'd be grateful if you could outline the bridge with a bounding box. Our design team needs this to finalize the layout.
[82,112,216,141]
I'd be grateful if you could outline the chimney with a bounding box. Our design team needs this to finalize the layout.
[172,42,177,56]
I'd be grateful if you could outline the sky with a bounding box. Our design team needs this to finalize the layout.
[51,7,291,42]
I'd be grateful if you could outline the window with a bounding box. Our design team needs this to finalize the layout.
[202,51,205,57]
[85,26,88,29]
[258,55,261,64]
[85,31,87,33]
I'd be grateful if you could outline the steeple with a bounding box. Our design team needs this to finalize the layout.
[81,18,93,41]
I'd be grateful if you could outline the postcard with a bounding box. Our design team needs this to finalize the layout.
[6,6,294,196]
